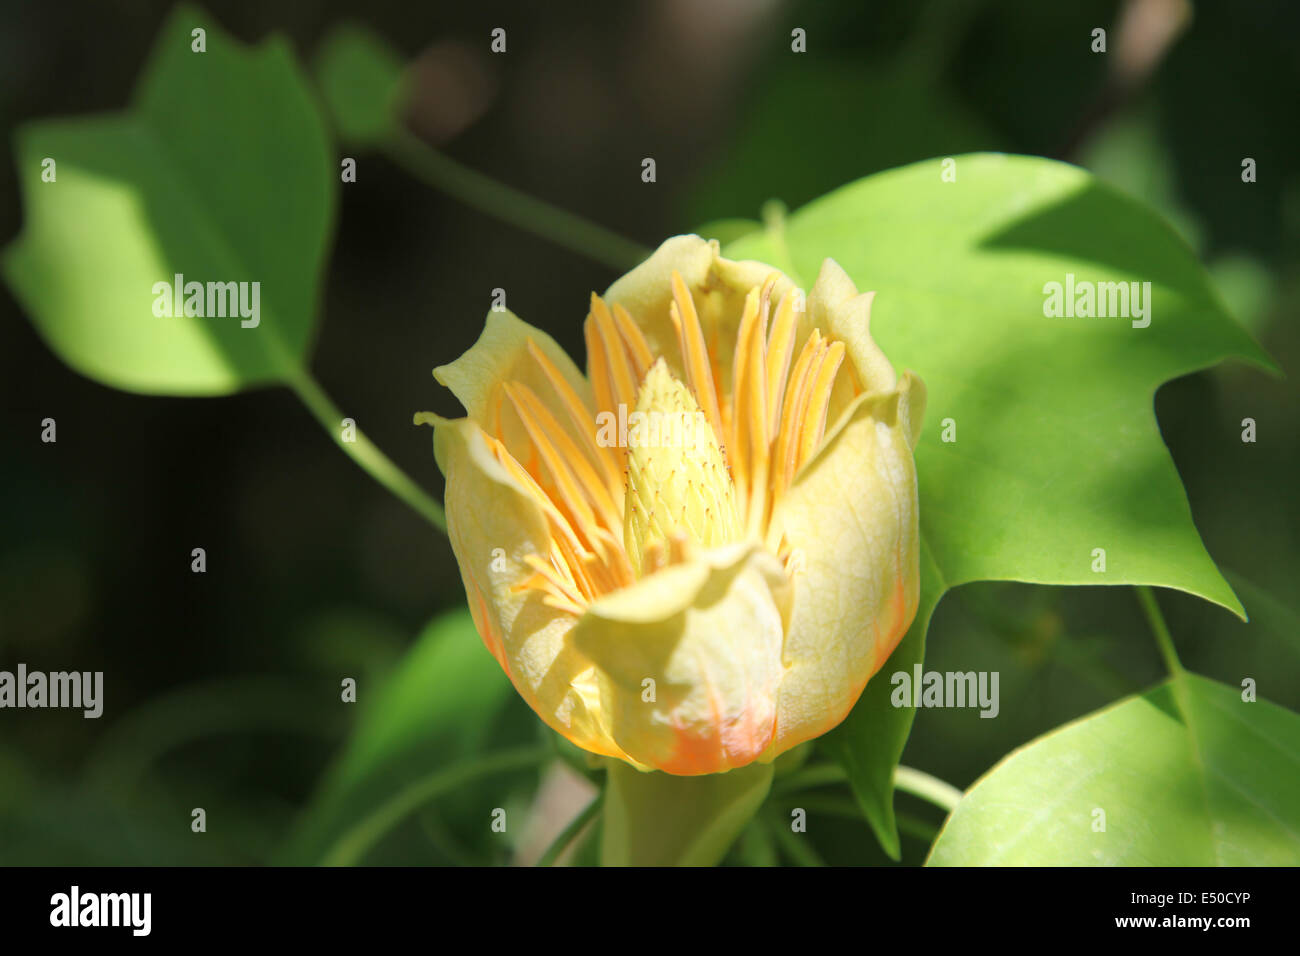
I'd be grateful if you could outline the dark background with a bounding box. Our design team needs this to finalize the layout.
[1,0,1297,864]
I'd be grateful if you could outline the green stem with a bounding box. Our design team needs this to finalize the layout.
[1136,585,1184,676]
[321,746,549,867]
[774,761,963,814]
[386,128,650,273]
[894,765,963,814]
[1136,588,1203,786]
[535,794,602,867]
[289,370,446,533]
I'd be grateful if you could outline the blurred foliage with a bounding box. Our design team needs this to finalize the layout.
[278,609,527,866]
[313,24,407,147]
[4,6,333,394]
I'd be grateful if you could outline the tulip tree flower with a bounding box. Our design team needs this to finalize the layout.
[419,236,924,776]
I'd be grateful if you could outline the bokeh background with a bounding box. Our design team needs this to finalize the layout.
[1,0,1296,865]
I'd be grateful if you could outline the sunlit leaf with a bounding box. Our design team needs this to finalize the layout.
[727,153,1273,856]
[2,5,334,395]
[687,59,999,228]
[692,217,763,248]
[928,672,1300,865]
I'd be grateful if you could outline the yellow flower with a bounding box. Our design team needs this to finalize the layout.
[421,236,924,775]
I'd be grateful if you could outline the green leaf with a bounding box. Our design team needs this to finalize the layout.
[726,153,1273,855]
[601,759,774,866]
[686,58,1000,228]
[313,24,408,146]
[928,672,1300,865]
[2,5,335,395]
[692,218,763,248]
[276,609,514,864]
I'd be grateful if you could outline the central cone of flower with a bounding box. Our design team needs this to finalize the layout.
[622,359,740,576]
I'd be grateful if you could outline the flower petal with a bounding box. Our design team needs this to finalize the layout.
[603,235,797,397]
[572,542,793,774]
[762,371,924,758]
[434,309,596,465]
[432,416,631,762]
[808,257,897,394]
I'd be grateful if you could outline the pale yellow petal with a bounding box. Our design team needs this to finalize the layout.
[898,368,926,449]
[603,235,796,400]
[434,310,595,466]
[432,416,631,762]
[571,542,793,775]
[807,257,897,398]
[761,373,924,758]
[600,236,717,375]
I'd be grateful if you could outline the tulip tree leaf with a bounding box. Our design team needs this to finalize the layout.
[726,153,1273,857]
[601,759,774,866]
[688,58,1001,228]
[313,23,408,146]
[277,610,514,865]
[692,218,764,248]
[927,672,1300,865]
[2,5,334,395]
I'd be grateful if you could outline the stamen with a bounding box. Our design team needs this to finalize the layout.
[772,330,823,501]
[744,277,778,535]
[588,525,636,589]
[502,381,622,535]
[502,382,601,539]
[669,271,725,453]
[796,340,846,471]
[551,530,602,600]
[488,434,590,562]
[728,276,780,531]
[765,289,799,435]
[612,303,654,381]
[518,554,585,614]
[525,339,622,496]
[585,319,618,419]
[728,287,762,509]
[589,294,640,411]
